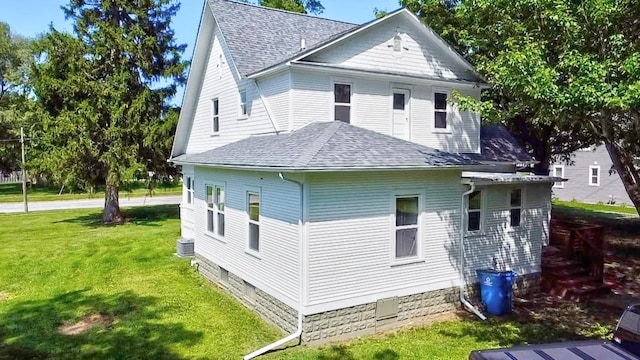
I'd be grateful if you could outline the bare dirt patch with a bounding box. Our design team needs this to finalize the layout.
[58,314,114,335]
[0,291,8,301]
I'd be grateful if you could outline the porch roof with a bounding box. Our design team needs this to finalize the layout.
[461,171,564,185]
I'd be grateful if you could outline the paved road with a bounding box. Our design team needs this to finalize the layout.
[0,195,181,213]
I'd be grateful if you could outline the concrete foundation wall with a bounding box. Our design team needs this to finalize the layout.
[195,253,541,344]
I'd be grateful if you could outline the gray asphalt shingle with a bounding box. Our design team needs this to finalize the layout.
[209,0,357,76]
[462,124,534,164]
[172,121,479,170]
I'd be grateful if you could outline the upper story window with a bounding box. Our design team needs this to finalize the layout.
[467,190,482,232]
[434,92,449,130]
[394,195,420,259]
[185,176,194,205]
[247,192,260,253]
[510,188,522,227]
[334,83,351,123]
[239,89,248,118]
[552,165,564,188]
[589,165,600,186]
[211,98,219,135]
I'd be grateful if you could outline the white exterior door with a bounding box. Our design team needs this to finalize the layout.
[392,89,410,141]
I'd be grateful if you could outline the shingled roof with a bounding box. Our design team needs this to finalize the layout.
[172,122,479,171]
[462,124,535,164]
[209,0,358,76]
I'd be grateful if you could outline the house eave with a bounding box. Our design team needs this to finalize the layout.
[169,159,481,172]
[281,61,489,88]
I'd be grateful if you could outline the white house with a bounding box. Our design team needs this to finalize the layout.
[170,0,556,356]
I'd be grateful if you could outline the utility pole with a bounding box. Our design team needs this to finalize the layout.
[21,127,28,213]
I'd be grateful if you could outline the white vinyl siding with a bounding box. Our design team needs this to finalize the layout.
[258,70,291,131]
[304,14,470,80]
[180,166,195,240]
[193,168,300,308]
[306,170,462,307]
[464,183,550,284]
[589,165,600,186]
[291,72,481,153]
[185,23,274,155]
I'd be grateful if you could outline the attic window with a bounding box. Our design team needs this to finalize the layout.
[393,34,402,52]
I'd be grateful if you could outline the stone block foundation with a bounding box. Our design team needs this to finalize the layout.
[194,254,541,344]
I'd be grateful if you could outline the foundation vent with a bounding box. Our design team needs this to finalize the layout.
[376,297,399,320]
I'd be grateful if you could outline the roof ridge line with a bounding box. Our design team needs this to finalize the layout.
[292,122,343,167]
[214,0,358,26]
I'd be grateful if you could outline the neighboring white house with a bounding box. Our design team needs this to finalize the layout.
[552,146,633,205]
[170,0,557,353]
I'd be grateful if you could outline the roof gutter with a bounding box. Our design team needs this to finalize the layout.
[459,180,487,321]
[243,173,306,359]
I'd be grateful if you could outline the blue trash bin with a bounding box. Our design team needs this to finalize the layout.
[476,269,517,316]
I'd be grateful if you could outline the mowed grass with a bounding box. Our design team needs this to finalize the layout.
[0,182,182,203]
[553,199,639,216]
[0,206,283,359]
[0,206,612,359]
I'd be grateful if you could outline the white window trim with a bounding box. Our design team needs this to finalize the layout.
[432,87,451,134]
[214,183,226,239]
[389,86,412,140]
[238,88,248,119]
[204,182,226,242]
[508,187,524,228]
[245,188,261,258]
[211,97,220,136]
[184,175,194,206]
[465,189,484,235]
[389,190,424,266]
[589,165,601,186]
[205,183,215,236]
[331,78,354,124]
[552,165,564,188]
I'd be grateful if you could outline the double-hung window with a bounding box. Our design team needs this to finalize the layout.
[394,195,419,259]
[552,165,564,188]
[334,83,351,123]
[239,89,248,118]
[247,192,260,252]
[589,166,600,186]
[206,185,215,234]
[510,189,522,227]
[185,176,194,205]
[214,185,225,237]
[467,190,482,232]
[434,92,448,130]
[211,98,219,135]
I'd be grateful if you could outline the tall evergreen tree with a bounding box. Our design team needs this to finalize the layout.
[31,0,187,223]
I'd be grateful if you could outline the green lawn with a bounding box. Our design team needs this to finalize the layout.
[0,182,182,203]
[0,206,611,359]
[553,199,639,216]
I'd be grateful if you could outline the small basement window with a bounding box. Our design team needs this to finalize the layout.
[244,281,256,302]
[220,267,229,284]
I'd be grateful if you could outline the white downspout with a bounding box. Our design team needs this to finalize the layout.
[254,79,280,134]
[460,181,487,320]
[243,173,304,359]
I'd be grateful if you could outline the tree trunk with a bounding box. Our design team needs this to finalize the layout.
[600,113,640,214]
[103,184,123,223]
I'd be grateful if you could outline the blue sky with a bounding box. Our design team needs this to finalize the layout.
[0,0,401,105]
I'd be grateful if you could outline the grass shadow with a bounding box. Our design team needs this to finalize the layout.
[54,205,180,228]
[553,207,640,236]
[0,289,202,359]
